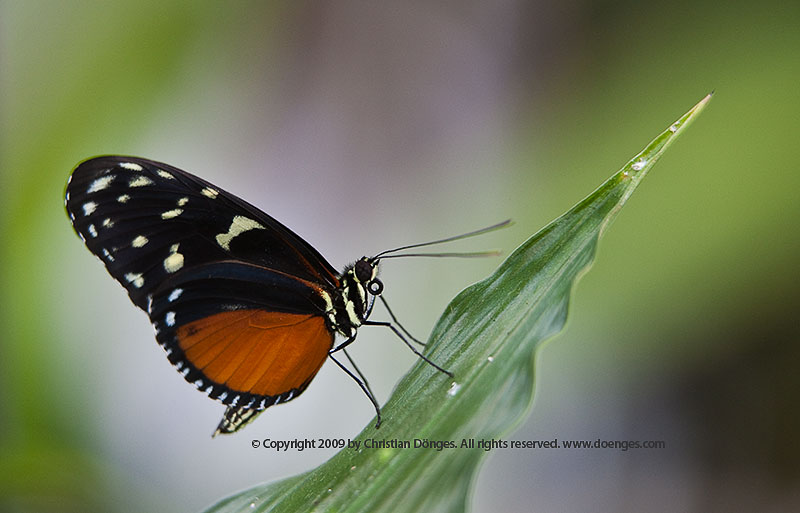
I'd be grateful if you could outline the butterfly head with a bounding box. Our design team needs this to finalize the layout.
[354,256,383,296]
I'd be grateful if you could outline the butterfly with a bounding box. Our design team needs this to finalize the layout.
[65,156,507,436]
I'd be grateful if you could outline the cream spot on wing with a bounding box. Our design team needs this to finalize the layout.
[132,235,149,248]
[129,175,154,187]
[88,175,115,193]
[82,201,98,216]
[163,252,184,273]
[215,216,265,251]
[163,243,184,273]
[177,197,189,206]
[117,194,130,203]
[119,162,144,171]
[156,169,175,180]
[161,208,183,219]
[201,187,219,199]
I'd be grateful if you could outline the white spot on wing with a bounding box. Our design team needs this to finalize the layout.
[161,208,183,219]
[129,175,154,187]
[165,311,176,326]
[125,272,144,288]
[102,218,114,228]
[201,187,219,199]
[119,162,144,171]
[168,288,183,302]
[215,216,265,251]
[102,248,115,262]
[132,235,149,248]
[156,169,175,179]
[88,175,115,193]
[117,194,130,203]
[88,224,98,238]
[177,197,189,207]
[82,201,98,216]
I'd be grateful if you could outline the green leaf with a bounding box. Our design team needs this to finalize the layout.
[203,93,712,513]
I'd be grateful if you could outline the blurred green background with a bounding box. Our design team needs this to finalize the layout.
[1,1,797,512]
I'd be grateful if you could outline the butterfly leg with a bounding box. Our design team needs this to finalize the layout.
[330,333,356,353]
[328,348,382,428]
[363,320,453,377]
[377,295,426,346]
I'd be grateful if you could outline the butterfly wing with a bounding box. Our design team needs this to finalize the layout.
[148,260,334,410]
[65,155,340,311]
[65,156,340,423]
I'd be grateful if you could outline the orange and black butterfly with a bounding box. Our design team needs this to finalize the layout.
[65,156,506,436]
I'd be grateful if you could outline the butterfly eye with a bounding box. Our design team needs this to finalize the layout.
[367,279,384,296]
[354,257,374,283]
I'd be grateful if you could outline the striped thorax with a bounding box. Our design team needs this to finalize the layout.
[326,257,381,338]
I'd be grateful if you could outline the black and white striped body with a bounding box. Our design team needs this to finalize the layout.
[325,257,379,339]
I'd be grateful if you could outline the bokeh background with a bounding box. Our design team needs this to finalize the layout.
[2,1,798,512]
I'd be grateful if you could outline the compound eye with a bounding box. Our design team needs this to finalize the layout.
[354,258,374,283]
[368,279,384,296]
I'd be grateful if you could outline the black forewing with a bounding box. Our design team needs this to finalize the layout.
[65,155,341,312]
[148,260,331,327]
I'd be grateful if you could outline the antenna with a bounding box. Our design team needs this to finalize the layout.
[372,219,512,261]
